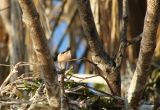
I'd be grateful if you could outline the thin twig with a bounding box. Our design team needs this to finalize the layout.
[127,34,142,46]
[80,84,118,99]
[0,64,11,67]
[0,6,10,12]
[65,86,84,93]
[69,74,98,81]
[0,100,31,105]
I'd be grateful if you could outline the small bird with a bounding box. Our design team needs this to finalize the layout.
[57,48,71,70]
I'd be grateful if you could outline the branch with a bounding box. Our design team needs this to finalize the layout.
[128,0,160,109]
[76,0,106,55]
[18,0,60,109]
[76,0,121,96]
[115,0,128,67]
